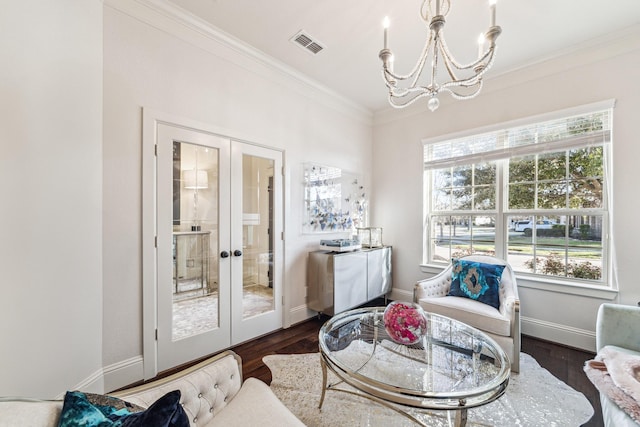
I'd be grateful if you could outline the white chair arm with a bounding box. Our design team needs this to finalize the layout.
[596,303,640,352]
[414,268,452,301]
[500,295,518,316]
[497,264,518,317]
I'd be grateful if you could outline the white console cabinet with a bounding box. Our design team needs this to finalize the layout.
[307,246,392,316]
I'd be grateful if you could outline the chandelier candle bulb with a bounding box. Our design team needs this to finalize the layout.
[490,0,497,27]
[383,16,390,49]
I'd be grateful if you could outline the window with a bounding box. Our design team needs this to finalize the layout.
[423,101,613,285]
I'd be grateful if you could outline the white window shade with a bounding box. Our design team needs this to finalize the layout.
[424,101,614,170]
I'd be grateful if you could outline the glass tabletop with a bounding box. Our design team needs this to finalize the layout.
[318,306,510,410]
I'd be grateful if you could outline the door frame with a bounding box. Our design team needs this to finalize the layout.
[142,108,288,379]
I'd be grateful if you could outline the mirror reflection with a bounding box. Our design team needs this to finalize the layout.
[171,141,219,340]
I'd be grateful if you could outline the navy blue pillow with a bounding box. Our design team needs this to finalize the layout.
[448,258,505,310]
[58,390,189,427]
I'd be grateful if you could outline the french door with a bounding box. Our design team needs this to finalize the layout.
[154,123,282,372]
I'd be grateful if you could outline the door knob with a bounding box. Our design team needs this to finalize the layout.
[233,250,243,257]
[220,251,230,258]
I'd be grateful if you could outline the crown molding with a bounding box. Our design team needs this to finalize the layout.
[374,23,640,126]
[104,0,372,125]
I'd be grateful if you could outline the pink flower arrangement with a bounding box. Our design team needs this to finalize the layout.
[383,302,428,345]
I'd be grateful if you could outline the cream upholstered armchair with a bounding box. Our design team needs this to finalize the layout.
[413,254,521,372]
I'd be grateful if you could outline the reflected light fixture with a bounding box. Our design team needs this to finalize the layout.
[184,170,209,189]
[184,169,208,231]
[379,0,501,111]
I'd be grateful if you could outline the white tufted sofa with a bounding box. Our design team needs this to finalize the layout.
[0,350,304,427]
[414,255,521,372]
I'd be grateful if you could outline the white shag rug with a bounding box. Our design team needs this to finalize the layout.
[264,352,594,427]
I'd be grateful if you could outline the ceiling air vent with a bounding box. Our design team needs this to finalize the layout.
[290,31,325,55]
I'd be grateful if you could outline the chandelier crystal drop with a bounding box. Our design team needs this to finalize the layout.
[379,0,502,111]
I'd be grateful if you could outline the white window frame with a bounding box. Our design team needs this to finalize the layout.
[422,100,617,296]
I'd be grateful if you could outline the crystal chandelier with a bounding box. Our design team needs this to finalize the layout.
[379,0,501,111]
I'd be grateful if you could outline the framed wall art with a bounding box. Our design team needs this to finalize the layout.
[302,163,368,234]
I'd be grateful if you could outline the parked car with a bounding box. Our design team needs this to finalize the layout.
[514,219,555,232]
[512,220,530,231]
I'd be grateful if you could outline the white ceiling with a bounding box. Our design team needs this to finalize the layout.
[169,0,640,113]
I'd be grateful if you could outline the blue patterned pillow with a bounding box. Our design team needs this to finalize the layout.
[447,259,505,310]
[58,390,189,427]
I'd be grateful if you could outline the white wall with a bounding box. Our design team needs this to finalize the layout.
[0,1,103,398]
[102,1,372,389]
[372,29,640,351]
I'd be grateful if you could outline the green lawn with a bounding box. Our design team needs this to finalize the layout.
[507,236,602,259]
[447,236,602,259]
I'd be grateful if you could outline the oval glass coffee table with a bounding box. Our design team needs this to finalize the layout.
[318,306,510,427]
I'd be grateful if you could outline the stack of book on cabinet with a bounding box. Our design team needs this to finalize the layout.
[319,238,361,252]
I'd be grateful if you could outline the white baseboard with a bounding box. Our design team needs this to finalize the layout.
[57,367,105,399]
[522,316,596,353]
[65,356,144,397]
[103,356,145,393]
[290,304,318,325]
[389,288,413,301]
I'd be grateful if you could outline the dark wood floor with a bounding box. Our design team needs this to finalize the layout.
[230,314,603,427]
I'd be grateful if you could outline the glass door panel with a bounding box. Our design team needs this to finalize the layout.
[231,143,282,344]
[171,142,219,340]
[241,154,275,319]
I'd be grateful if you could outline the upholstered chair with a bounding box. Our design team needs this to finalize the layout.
[594,303,640,426]
[413,255,521,372]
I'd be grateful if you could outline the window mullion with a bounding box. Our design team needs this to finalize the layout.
[495,159,506,260]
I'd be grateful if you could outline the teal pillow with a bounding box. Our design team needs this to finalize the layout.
[58,390,189,427]
[447,258,505,310]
